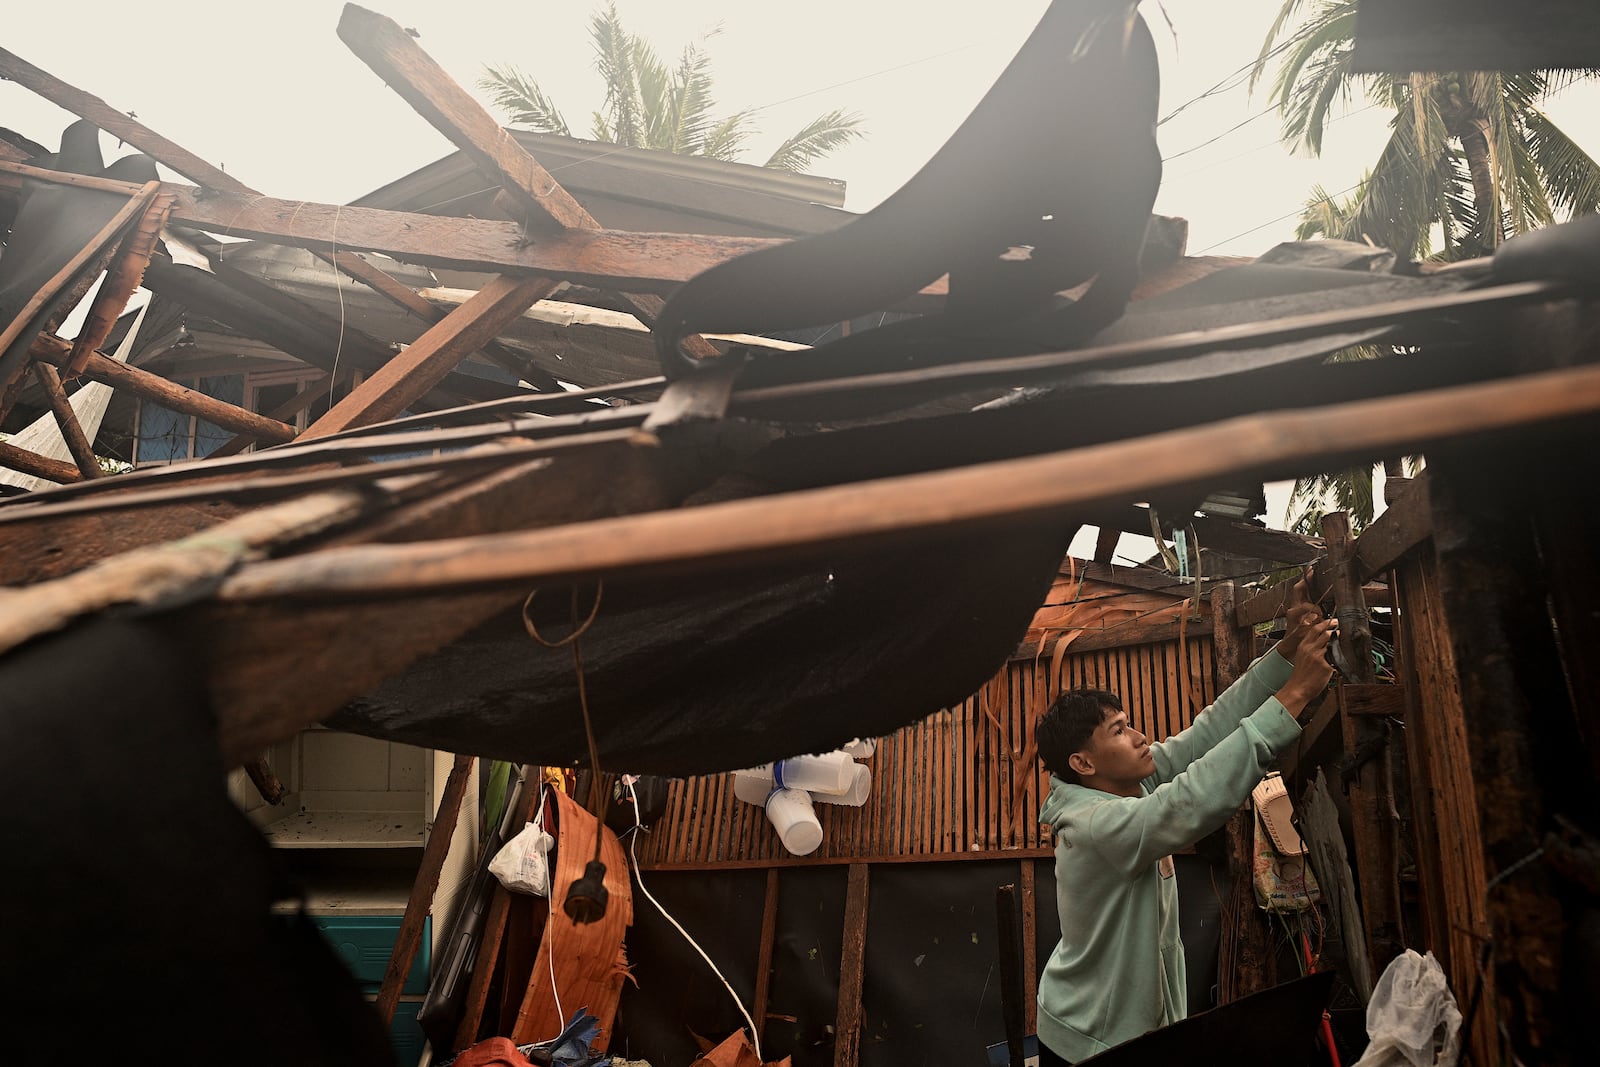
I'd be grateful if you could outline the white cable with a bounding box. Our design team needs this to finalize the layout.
[625,779,762,1062]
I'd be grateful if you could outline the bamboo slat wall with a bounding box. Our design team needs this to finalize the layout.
[632,634,1218,870]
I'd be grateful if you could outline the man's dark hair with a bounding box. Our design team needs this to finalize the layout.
[1036,688,1123,784]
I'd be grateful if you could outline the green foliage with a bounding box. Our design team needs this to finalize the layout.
[480,3,863,170]
[1255,1,1600,261]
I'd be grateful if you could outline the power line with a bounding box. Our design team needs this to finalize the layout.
[1157,35,1297,127]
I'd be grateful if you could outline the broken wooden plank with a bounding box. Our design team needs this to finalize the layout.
[65,192,174,376]
[29,362,103,479]
[218,358,1600,603]
[0,438,83,485]
[0,486,375,655]
[0,180,161,392]
[31,333,297,443]
[300,273,559,438]
[1354,473,1433,576]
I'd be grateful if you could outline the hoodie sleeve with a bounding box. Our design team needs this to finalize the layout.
[1087,697,1301,876]
[1148,646,1294,786]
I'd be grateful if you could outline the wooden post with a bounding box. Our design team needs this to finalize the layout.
[1430,447,1576,1065]
[1213,580,1276,1001]
[30,362,103,479]
[1020,859,1037,1035]
[995,884,1026,1067]
[752,868,780,1051]
[1324,512,1403,978]
[833,863,870,1067]
[1390,547,1497,1062]
[375,753,474,1025]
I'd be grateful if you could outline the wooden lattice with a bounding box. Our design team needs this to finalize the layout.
[631,634,1218,869]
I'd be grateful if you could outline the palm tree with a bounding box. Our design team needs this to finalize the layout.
[480,3,864,172]
[1254,0,1600,261]
[1254,1,1600,532]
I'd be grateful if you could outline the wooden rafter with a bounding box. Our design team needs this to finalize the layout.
[0,438,83,485]
[0,180,161,387]
[300,273,559,438]
[30,333,297,444]
[335,3,721,365]
[0,48,550,391]
[66,191,175,376]
[29,362,103,479]
[218,358,1600,603]
[0,160,941,306]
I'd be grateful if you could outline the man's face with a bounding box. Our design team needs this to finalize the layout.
[1081,709,1154,786]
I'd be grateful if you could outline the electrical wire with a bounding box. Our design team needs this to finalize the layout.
[625,778,762,1061]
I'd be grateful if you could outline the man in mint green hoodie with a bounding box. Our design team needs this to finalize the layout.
[1033,573,1337,1064]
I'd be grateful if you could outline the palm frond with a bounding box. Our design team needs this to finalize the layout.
[701,110,757,163]
[590,2,644,148]
[763,109,865,172]
[478,63,571,136]
[1524,108,1600,218]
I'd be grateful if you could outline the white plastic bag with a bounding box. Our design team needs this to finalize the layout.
[489,814,555,897]
[1352,950,1462,1067]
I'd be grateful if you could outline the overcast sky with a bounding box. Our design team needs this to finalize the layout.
[9,0,1597,253]
[6,0,1598,535]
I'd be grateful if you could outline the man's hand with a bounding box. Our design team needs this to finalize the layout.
[1275,565,1322,662]
[1276,614,1339,721]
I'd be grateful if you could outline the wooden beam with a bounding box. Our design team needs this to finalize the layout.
[1355,473,1433,577]
[324,250,564,393]
[1327,512,1405,977]
[0,47,253,194]
[219,358,1600,603]
[833,863,869,1067]
[30,362,103,479]
[376,753,474,1024]
[0,438,82,485]
[333,5,723,362]
[66,192,174,376]
[300,274,558,438]
[0,160,812,296]
[338,5,590,231]
[31,333,297,443]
